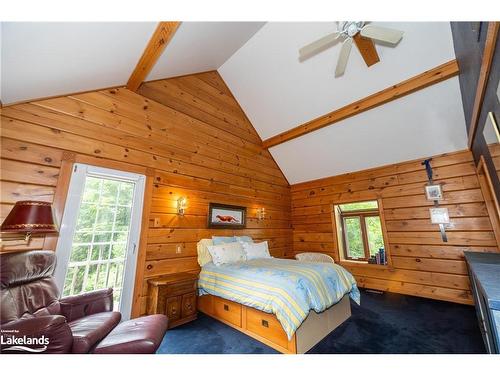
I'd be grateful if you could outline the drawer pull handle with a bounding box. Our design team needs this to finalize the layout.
[224,304,229,311]
[261,319,269,328]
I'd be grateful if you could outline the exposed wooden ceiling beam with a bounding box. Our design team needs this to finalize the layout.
[467,22,499,149]
[353,34,380,67]
[262,59,460,149]
[126,22,180,92]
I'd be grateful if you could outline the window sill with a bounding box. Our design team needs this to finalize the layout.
[339,260,393,271]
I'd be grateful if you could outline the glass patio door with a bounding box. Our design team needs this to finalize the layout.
[54,163,145,320]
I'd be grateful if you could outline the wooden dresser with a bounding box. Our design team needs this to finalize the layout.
[147,273,198,328]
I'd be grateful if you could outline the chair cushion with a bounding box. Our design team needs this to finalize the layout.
[68,311,121,353]
[1,251,60,323]
[0,250,55,288]
[92,314,168,354]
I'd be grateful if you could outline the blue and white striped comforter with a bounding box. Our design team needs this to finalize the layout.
[198,258,360,339]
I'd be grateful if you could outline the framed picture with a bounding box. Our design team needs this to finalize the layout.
[425,184,443,201]
[207,203,246,229]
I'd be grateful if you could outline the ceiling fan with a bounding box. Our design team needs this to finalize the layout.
[299,22,404,77]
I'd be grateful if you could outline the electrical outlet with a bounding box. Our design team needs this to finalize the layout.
[176,245,182,254]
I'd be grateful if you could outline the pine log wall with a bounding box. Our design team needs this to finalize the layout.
[291,150,499,305]
[0,71,292,315]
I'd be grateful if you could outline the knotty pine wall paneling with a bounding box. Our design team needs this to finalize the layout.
[0,71,292,315]
[291,150,498,305]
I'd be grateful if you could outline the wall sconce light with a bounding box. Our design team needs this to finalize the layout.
[257,207,266,220]
[177,197,187,216]
[0,201,58,244]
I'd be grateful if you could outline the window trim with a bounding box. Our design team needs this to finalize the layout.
[331,198,392,268]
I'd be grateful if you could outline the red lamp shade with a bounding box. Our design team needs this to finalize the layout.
[1,201,58,234]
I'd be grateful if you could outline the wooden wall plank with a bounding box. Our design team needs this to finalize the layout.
[1,159,59,186]
[1,138,63,167]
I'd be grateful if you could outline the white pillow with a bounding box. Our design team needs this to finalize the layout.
[197,239,214,267]
[234,236,253,244]
[207,242,246,266]
[242,241,271,260]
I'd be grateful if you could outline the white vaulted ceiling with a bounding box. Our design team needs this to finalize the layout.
[1,22,157,104]
[0,22,264,104]
[1,21,468,184]
[146,22,265,81]
[218,22,468,183]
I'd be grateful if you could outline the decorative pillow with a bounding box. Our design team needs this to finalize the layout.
[242,241,271,260]
[208,242,246,266]
[212,236,236,245]
[235,236,253,244]
[197,239,214,267]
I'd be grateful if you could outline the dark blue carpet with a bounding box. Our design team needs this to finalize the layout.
[157,289,485,354]
[156,312,277,354]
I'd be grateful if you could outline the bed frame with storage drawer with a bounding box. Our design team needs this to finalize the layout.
[198,293,351,354]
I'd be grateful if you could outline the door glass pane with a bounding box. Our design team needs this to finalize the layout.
[62,176,135,312]
[344,216,364,259]
[365,216,385,256]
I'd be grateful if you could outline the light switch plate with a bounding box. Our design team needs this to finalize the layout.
[153,217,161,227]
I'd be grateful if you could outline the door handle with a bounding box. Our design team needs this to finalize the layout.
[261,320,269,328]
[224,304,229,311]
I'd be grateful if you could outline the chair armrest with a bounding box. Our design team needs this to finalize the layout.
[60,288,114,322]
[1,315,73,354]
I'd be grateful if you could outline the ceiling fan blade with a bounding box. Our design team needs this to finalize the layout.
[335,37,353,77]
[299,31,341,59]
[353,33,380,67]
[360,25,404,45]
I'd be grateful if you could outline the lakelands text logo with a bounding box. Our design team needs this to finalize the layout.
[1,329,49,353]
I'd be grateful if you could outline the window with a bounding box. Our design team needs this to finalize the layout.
[334,200,387,262]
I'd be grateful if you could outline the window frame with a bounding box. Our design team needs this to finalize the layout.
[332,198,392,268]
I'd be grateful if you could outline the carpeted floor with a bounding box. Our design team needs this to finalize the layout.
[156,289,485,354]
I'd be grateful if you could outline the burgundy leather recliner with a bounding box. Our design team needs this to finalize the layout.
[0,250,168,354]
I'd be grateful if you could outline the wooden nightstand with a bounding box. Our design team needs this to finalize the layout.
[147,272,198,328]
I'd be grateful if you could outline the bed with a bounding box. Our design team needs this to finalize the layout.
[196,240,360,354]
